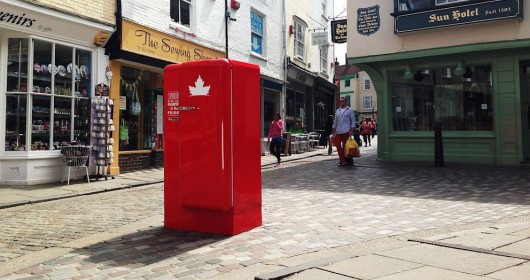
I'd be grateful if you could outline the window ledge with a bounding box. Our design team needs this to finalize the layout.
[169,21,196,39]
[250,52,267,62]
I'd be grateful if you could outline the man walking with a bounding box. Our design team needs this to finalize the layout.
[332,97,356,166]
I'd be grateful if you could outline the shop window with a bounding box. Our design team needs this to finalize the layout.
[286,89,306,133]
[263,88,281,137]
[5,38,92,152]
[119,67,163,151]
[170,0,191,27]
[390,64,493,131]
[293,19,306,60]
[250,11,264,56]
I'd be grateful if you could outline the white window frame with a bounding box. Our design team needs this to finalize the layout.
[362,95,373,110]
[170,0,192,28]
[250,10,265,56]
[293,19,306,60]
[363,78,371,90]
[320,45,328,74]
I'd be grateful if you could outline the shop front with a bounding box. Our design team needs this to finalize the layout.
[105,19,224,174]
[348,0,530,165]
[0,1,114,185]
[285,60,336,134]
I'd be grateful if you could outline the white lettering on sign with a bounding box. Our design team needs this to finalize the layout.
[167,91,180,118]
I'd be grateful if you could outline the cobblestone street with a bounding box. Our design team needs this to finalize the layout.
[2,147,530,279]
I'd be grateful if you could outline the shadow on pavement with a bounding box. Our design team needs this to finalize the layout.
[78,226,226,267]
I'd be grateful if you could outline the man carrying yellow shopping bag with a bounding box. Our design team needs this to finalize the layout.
[332,97,356,166]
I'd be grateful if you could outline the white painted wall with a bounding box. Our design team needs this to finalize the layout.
[121,0,284,81]
[347,1,530,59]
[285,0,334,83]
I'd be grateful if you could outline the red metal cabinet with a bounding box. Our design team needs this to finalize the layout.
[163,59,262,235]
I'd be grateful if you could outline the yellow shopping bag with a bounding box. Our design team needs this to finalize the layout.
[344,137,361,158]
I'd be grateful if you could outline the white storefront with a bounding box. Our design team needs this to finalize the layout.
[0,0,114,185]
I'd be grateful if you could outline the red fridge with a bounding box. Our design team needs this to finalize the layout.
[163,59,262,235]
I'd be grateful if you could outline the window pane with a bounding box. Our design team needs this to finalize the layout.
[7,38,29,92]
[180,0,190,27]
[32,40,52,94]
[5,94,27,151]
[31,95,51,150]
[74,98,90,144]
[54,44,73,96]
[75,49,91,97]
[390,65,493,131]
[53,96,72,145]
[170,0,180,23]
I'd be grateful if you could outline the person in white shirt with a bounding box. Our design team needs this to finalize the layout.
[332,97,356,166]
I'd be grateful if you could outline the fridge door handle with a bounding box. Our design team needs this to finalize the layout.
[177,106,199,111]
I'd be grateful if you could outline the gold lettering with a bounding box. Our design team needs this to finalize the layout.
[429,13,450,23]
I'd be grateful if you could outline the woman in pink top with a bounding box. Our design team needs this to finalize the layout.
[267,112,284,167]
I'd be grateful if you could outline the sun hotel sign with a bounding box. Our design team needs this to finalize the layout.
[121,20,224,64]
[394,0,523,33]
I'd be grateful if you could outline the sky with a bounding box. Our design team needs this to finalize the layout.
[333,0,347,65]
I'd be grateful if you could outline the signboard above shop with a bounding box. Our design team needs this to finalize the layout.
[394,0,523,33]
[331,19,347,43]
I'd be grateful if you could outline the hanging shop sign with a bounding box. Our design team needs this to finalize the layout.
[331,19,347,43]
[121,20,224,64]
[311,32,328,46]
[395,0,523,34]
[357,5,381,36]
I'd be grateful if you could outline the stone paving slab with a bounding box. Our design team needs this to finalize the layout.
[285,268,352,280]
[487,262,530,280]
[440,232,527,249]
[495,238,530,256]
[321,254,422,279]
[379,244,525,275]
[374,266,491,280]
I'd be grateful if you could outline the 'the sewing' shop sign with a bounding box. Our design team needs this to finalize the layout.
[357,5,381,36]
[121,20,224,64]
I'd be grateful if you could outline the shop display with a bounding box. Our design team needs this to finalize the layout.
[4,38,93,152]
[90,97,115,180]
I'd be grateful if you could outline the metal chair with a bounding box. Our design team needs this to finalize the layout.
[60,145,91,185]
[308,132,321,150]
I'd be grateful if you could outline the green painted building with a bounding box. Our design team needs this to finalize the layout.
[347,0,530,165]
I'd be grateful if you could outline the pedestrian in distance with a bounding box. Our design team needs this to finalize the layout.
[325,115,334,155]
[361,119,372,147]
[332,97,356,166]
[371,119,377,139]
[267,112,284,167]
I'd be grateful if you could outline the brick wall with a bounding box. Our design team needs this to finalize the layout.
[27,0,115,25]
[118,153,151,173]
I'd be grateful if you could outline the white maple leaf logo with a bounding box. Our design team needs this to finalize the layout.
[189,75,210,96]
